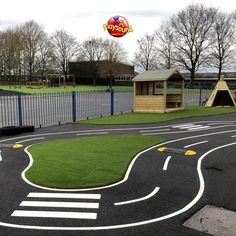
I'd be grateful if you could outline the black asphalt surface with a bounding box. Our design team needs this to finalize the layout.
[0,113,236,236]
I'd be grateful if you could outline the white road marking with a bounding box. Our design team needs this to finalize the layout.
[76,132,108,136]
[231,135,236,138]
[0,135,236,229]
[0,150,2,161]
[11,210,97,219]
[142,125,233,135]
[184,141,208,148]
[172,123,194,128]
[0,122,235,144]
[17,137,45,143]
[114,187,160,206]
[178,125,203,129]
[163,156,172,171]
[22,128,236,192]
[27,192,101,200]
[208,122,234,125]
[20,201,99,209]
[140,129,170,133]
[187,126,210,131]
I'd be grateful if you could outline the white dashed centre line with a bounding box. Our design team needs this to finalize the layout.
[163,156,172,171]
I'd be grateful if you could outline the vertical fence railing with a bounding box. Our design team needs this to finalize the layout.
[0,95,18,127]
[0,87,224,128]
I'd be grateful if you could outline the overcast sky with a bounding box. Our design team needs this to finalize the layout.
[0,0,235,62]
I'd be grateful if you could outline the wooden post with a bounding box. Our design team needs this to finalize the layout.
[181,79,184,107]
[133,82,136,112]
[163,80,167,113]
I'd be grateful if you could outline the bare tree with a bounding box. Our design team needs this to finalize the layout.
[0,31,5,77]
[50,29,79,75]
[155,19,175,69]
[79,37,107,86]
[104,39,128,63]
[171,4,217,86]
[0,28,24,82]
[208,12,236,79]
[103,39,128,86]
[38,32,54,76]
[79,37,106,61]
[20,20,45,80]
[133,33,158,71]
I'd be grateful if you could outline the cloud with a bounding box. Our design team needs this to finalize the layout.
[0,19,24,29]
[75,9,172,18]
[120,9,172,17]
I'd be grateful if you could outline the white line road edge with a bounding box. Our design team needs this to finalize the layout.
[114,187,160,206]
[17,137,45,144]
[163,156,172,171]
[0,150,2,161]
[22,128,236,192]
[184,141,208,148]
[76,132,109,136]
[0,124,235,230]
[2,141,236,230]
[140,129,170,133]
[0,121,235,144]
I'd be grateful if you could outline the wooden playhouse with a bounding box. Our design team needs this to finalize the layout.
[133,69,185,113]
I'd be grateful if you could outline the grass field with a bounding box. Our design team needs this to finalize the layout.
[79,106,236,125]
[26,135,164,189]
[0,85,132,94]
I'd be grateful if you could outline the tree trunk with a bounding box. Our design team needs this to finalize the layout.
[218,62,222,80]
[190,70,195,88]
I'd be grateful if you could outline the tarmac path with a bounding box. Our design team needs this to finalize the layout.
[0,113,236,236]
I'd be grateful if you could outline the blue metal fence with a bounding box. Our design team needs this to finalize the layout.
[0,88,225,128]
[0,91,133,128]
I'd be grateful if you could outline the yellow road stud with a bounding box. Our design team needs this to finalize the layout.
[185,150,197,156]
[13,144,24,149]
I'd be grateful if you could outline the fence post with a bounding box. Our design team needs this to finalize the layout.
[111,89,114,116]
[18,94,23,126]
[199,85,202,106]
[72,91,76,122]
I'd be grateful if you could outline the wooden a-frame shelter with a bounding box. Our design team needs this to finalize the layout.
[205,75,236,107]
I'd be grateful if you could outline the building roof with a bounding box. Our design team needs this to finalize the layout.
[132,68,185,82]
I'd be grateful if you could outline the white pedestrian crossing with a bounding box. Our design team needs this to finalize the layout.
[172,124,211,131]
[11,192,101,220]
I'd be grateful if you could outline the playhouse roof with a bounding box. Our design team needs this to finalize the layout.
[132,68,185,82]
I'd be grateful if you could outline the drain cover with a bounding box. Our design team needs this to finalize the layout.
[184,205,236,236]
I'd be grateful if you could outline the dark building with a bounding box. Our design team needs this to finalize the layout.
[69,60,135,86]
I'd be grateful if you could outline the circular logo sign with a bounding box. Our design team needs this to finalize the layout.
[103,16,133,38]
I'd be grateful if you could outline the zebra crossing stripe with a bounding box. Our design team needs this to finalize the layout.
[27,192,101,200]
[187,126,210,131]
[11,210,97,219]
[20,201,99,209]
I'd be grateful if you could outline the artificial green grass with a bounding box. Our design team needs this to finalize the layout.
[79,106,236,125]
[0,85,132,94]
[26,135,163,189]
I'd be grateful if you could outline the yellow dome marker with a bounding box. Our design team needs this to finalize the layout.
[13,144,24,149]
[185,150,197,156]
[157,147,167,152]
